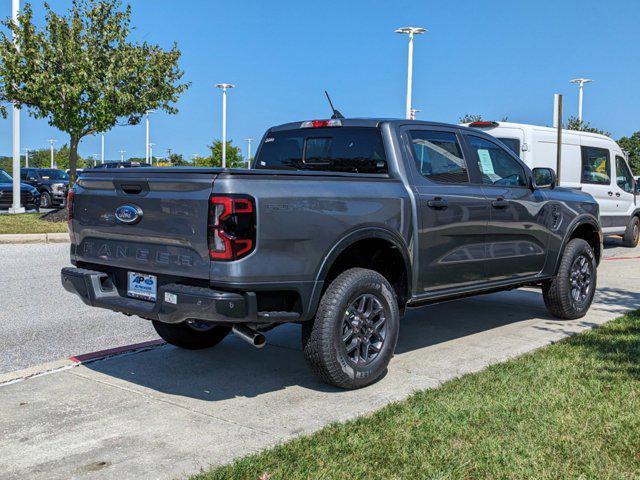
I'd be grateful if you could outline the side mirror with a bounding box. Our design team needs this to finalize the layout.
[532,167,556,189]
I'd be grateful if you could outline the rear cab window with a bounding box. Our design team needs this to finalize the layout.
[254,127,387,174]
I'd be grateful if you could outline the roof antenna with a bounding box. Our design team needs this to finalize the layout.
[325,91,345,119]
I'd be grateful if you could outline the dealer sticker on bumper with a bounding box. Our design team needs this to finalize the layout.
[127,272,157,302]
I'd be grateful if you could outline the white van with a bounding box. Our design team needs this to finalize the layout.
[464,121,639,247]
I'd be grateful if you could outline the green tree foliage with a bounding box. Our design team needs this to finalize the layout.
[618,132,640,175]
[459,114,483,124]
[193,140,246,168]
[565,116,611,137]
[167,153,187,166]
[0,0,189,181]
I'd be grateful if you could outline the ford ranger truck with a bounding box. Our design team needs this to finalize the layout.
[61,119,602,389]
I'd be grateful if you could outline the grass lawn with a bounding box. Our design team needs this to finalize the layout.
[196,311,640,480]
[0,212,67,234]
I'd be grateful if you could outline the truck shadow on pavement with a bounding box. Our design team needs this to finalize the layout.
[79,287,620,402]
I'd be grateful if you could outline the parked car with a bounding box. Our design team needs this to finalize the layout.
[20,168,69,209]
[90,161,152,169]
[464,121,639,247]
[0,169,40,211]
[62,118,602,389]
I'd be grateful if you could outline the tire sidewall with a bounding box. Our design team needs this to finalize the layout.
[561,240,597,317]
[328,272,400,386]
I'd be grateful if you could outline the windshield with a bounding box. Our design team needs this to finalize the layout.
[0,170,12,182]
[254,127,387,174]
[38,169,69,181]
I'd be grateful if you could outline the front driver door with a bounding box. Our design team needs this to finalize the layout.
[403,127,490,294]
[464,134,550,281]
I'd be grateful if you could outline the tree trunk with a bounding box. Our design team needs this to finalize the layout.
[69,135,80,185]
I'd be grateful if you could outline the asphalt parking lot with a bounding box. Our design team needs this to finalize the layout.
[0,238,639,479]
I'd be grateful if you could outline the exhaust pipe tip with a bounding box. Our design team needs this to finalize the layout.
[232,324,266,349]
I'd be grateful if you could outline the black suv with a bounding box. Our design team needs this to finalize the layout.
[20,168,69,209]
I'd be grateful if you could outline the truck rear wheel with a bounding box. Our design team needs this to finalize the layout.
[152,320,231,350]
[542,238,597,319]
[622,215,640,248]
[302,268,400,389]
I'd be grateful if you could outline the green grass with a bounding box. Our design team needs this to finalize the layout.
[0,213,67,234]
[195,311,640,480]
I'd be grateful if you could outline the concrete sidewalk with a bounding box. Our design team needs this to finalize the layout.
[1,256,639,480]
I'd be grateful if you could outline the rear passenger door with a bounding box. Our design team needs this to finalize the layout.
[464,134,550,281]
[403,127,490,294]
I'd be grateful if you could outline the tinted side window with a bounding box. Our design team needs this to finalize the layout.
[468,135,527,187]
[255,127,387,174]
[496,137,521,157]
[616,156,634,193]
[408,130,468,183]
[581,146,610,185]
[20,170,28,180]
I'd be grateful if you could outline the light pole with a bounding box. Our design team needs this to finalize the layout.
[119,150,126,162]
[48,139,57,168]
[149,143,155,164]
[215,83,235,168]
[145,109,155,164]
[395,26,427,120]
[410,108,421,120]
[570,78,592,123]
[24,148,30,168]
[101,132,105,163]
[245,138,254,169]
[9,0,24,214]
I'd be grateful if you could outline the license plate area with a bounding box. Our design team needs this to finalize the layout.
[127,271,157,302]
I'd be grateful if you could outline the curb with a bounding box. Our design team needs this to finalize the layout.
[0,232,69,244]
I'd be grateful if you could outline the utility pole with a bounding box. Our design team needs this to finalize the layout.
[215,83,235,168]
[9,0,24,214]
[49,139,57,168]
[101,133,105,163]
[395,27,427,120]
[570,78,592,123]
[145,110,155,164]
[245,138,254,169]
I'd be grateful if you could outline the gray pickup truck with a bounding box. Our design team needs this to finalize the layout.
[61,118,602,389]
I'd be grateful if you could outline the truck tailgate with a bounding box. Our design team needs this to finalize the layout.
[70,170,217,280]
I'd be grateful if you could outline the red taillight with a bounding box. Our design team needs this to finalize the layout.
[208,195,256,261]
[67,190,75,222]
[468,121,499,128]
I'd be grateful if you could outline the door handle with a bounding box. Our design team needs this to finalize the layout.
[491,197,509,209]
[608,191,614,196]
[427,197,448,209]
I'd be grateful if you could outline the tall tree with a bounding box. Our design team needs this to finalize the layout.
[565,116,611,137]
[618,132,640,175]
[193,140,245,168]
[0,0,189,181]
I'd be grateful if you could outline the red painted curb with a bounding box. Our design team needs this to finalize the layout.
[604,256,640,261]
[69,339,166,363]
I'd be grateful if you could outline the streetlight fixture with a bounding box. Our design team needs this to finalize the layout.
[215,83,235,168]
[245,138,254,169]
[48,139,57,168]
[395,26,427,120]
[569,78,592,123]
[145,109,156,164]
[410,108,421,120]
[9,0,24,214]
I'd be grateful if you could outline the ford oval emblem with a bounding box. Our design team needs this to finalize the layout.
[115,204,143,224]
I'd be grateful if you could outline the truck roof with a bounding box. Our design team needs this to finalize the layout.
[270,118,479,132]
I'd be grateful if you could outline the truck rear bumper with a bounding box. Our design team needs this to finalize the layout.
[61,267,260,324]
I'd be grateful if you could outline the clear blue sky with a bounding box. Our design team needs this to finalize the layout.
[1,0,639,160]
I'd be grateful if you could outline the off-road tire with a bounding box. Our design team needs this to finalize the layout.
[40,191,52,209]
[622,215,640,248]
[543,238,597,319]
[302,268,400,389]
[152,320,231,350]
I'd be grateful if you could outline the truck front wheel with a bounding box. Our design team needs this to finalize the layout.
[152,320,231,350]
[302,268,400,389]
[622,215,640,248]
